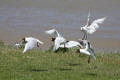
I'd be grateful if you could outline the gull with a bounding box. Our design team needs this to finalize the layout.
[80,11,106,40]
[77,40,96,63]
[21,37,44,53]
[45,29,66,51]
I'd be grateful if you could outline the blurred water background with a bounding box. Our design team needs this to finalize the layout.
[0,0,120,52]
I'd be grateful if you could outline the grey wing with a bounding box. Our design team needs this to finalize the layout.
[88,44,96,60]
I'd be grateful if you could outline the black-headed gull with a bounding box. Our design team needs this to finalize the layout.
[45,29,66,51]
[80,11,106,40]
[21,37,44,53]
[77,40,96,63]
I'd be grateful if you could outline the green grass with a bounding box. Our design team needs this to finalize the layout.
[0,46,120,80]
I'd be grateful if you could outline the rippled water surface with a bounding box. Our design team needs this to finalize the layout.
[0,0,120,52]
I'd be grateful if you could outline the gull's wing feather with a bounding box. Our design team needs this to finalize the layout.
[28,37,44,45]
[86,9,91,26]
[53,37,66,51]
[87,41,96,60]
[53,42,60,51]
[91,17,106,29]
[53,39,61,51]
[60,41,80,48]
[45,29,61,37]
[86,17,106,34]
[93,17,106,24]
[23,41,36,53]
[90,50,96,60]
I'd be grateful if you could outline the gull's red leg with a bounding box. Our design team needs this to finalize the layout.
[88,56,91,63]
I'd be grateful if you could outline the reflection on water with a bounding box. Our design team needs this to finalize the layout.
[0,0,120,52]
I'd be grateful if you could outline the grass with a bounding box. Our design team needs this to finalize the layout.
[0,45,120,80]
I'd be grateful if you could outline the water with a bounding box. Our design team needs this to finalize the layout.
[0,0,120,52]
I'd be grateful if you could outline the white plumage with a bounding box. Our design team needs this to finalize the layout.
[80,12,106,40]
[23,37,44,53]
[59,41,81,48]
[53,37,66,51]
[78,40,96,63]
[81,17,106,34]
[45,29,66,51]
[45,29,61,38]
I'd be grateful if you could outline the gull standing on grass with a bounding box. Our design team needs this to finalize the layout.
[80,11,106,40]
[77,40,96,63]
[45,29,66,51]
[21,37,44,53]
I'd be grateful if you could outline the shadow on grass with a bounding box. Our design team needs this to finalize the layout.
[66,63,82,66]
[59,68,72,71]
[85,73,97,76]
[30,69,48,72]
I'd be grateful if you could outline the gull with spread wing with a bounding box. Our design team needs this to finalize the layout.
[80,11,106,40]
[21,37,44,53]
[77,40,96,63]
[45,29,66,51]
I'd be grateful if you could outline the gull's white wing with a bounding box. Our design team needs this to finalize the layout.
[26,37,44,44]
[45,29,61,37]
[53,42,59,51]
[93,17,106,24]
[86,17,106,34]
[60,41,80,48]
[23,40,36,53]
[86,9,91,26]
[53,37,66,51]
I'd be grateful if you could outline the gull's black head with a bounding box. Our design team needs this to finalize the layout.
[22,37,26,43]
[51,37,55,42]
